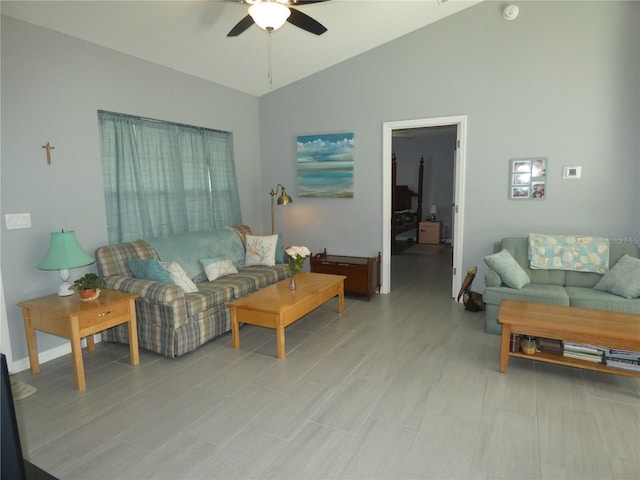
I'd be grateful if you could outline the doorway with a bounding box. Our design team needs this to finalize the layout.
[382,115,467,298]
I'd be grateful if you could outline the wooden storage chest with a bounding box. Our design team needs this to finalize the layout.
[310,249,380,301]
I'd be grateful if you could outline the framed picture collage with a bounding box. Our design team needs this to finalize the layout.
[509,157,547,200]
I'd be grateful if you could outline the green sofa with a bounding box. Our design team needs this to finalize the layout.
[483,237,640,335]
[95,225,290,357]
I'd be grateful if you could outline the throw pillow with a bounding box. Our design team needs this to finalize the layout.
[484,249,530,289]
[276,231,284,264]
[201,257,238,282]
[594,254,640,299]
[244,234,278,267]
[127,257,174,284]
[160,261,198,293]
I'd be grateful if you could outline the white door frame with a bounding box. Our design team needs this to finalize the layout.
[382,115,467,297]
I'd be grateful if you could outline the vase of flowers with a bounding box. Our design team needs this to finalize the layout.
[285,245,311,290]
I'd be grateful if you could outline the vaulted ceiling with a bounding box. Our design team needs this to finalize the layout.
[1,0,483,97]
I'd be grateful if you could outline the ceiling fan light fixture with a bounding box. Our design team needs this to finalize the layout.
[249,2,291,32]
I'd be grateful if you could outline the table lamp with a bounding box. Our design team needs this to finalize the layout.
[430,204,438,221]
[269,184,293,234]
[37,230,95,296]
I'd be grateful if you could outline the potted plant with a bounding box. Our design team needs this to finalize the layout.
[73,273,104,301]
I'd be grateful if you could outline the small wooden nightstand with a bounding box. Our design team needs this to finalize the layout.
[18,290,139,390]
[418,221,442,245]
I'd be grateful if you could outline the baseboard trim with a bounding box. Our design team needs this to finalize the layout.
[10,335,102,373]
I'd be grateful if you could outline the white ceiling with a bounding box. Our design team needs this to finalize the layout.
[1,0,483,97]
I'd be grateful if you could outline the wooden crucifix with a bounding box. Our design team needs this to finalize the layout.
[42,142,55,165]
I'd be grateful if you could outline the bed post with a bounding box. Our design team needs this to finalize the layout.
[417,156,424,224]
[391,152,397,253]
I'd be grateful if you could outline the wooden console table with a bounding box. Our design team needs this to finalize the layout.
[498,300,640,378]
[310,249,380,300]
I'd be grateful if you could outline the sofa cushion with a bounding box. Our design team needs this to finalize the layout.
[563,270,603,288]
[276,231,284,264]
[566,286,640,314]
[183,264,291,316]
[160,261,199,293]
[149,228,246,283]
[95,240,159,277]
[484,269,502,287]
[244,234,278,266]
[565,241,637,287]
[184,283,236,317]
[499,238,566,286]
[128,258,174,284]
[231,225,252,249]
[608,241,640,262]
[238,265,290,287]
[201,257,238,281]
[484,249,530,289]
[593,254,640,299]
[215,265,290,298]
[483,284,570,306]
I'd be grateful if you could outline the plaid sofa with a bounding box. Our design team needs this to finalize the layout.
[95,226,290,357]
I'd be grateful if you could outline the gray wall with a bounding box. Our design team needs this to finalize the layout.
[1,16,263,363]
[259,0,640,276]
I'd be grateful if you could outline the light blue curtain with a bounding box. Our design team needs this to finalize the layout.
[98,111,241,243]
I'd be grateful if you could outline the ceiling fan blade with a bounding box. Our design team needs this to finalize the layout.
[291,1,331,4]
[287,7,327,35]
[227,14,255,37]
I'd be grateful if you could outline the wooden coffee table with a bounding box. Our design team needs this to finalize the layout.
[498,300,640,378]
[228,272,345,359]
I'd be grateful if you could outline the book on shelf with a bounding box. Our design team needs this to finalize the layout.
[562,341,607,355]
[604,351,640,362]
[562,350,603,363]
[536,338,562,354]
[608,348,640,356]
[605,355,640,364]
[606,359,640,372]
[605,356,640,366]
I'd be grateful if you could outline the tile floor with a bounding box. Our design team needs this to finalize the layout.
[11,244,640,479]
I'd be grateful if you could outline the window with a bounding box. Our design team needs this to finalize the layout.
[98,111,241,243]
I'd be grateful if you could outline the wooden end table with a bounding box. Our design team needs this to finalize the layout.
[18,289,139,390]
[228,272,345,359]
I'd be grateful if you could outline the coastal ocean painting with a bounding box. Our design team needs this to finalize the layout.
[297,133,354,198]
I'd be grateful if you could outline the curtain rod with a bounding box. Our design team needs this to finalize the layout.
[97,110,231,135]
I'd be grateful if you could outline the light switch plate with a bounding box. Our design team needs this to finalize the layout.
[563,166,582,179]
[5,213,31,229]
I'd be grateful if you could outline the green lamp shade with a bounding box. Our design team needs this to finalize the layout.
[38,231,94,270]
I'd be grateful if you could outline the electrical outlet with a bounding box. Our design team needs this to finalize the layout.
[5,213,31,230]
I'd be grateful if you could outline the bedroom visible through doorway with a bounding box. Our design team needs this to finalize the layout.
[382,116,467,299]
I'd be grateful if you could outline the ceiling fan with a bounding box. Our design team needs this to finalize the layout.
[227,0,330,37]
